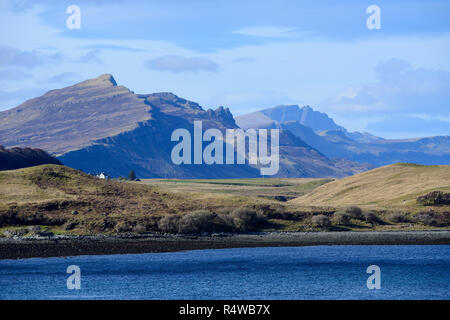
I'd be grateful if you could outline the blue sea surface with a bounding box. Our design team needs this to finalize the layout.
[0,245,449,300]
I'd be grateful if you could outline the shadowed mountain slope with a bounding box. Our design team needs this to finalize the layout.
[0,75,370,178]
[0,74,151,155]
[0,145,61,170]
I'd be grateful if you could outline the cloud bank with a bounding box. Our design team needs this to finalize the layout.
[327,58,450,116]
[323,58,450,137]
[0,45,62,68]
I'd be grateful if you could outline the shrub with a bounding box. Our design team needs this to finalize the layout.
[158,215,181,233]
[388,212,409,223]
[345,206,363,219]
[3,228,27,238]
[273,195,288,202]
[215,207,233,215]
[311,214,331,228]
[417,191,450,206]
[178,210,232,234]
[414,212,440,227]
[178,210,213,233]
[64,222,78,231]
[230,208,267,232]
[363,211,379,224]
[102,218,115,230]
[114,221,133,233]
[132,224,147,234]
[157,208,269,234]
[334,212,351,225]
[128,170,137,181]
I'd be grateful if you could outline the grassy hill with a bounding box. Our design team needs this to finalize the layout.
[291,163,450,210]
[0,165,268,235]
[1,164,448,237]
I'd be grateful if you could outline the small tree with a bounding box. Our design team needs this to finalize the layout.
[158,215,181,233]
[128,170,136,181]
[231,208,267,232]
[388,212,408,223]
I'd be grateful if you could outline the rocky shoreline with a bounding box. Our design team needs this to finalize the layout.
[1,230,449,260]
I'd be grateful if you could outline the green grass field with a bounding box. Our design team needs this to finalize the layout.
[140,177,333,201]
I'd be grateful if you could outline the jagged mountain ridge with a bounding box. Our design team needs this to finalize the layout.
[236,104,347,132]
[0,74,369,178]
[0,74,152,155]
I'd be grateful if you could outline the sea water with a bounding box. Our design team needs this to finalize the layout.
[0,245,449,300]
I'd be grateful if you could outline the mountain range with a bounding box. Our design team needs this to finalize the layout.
[0,74,448,178]
[236,105,450,166]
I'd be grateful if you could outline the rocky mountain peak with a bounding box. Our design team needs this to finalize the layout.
[206,106,236,128]
[75,73,118,88]
[0,74,150,154]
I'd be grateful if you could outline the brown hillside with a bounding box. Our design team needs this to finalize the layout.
[290,163,450,209]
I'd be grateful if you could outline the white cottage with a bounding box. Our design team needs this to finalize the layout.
[96,172,110,179]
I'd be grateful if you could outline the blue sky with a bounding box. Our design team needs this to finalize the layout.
[0,0,449,138]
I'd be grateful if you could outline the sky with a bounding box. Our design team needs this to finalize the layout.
[0,0,449,138]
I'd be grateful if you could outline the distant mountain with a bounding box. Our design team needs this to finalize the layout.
[0,145,61,170]
[236,105,345,132]
[236,105,450,166]
[345,131,384,143]
[274,130,372,178]
[0,75,369,178]
[237,104,382,142]
[0,74,152,155]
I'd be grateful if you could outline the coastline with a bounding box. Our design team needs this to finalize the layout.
[1,230,449,260]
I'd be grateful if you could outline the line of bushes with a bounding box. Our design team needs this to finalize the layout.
[158,208,269,234]
[2,203,448,236]
[327,206,382,228]
[417,191,450,206]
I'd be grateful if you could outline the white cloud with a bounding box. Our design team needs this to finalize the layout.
[367,115,450,136]
[0,45,62,68]
[232,57,255,64]
[0,69,33,81]
[324,58,450,116]
[231,26,309,38]
[144,55,220,73]
[77,50,103,64]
